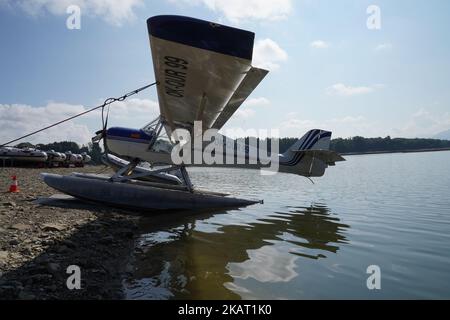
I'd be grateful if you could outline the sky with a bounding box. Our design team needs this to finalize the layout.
[1,0,450,145]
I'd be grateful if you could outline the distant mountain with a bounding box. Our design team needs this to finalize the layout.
[434,130,450,140]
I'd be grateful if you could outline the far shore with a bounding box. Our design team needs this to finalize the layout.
[341,147,450,156]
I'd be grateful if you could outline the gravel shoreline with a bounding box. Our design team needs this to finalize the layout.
[0,167,140,300]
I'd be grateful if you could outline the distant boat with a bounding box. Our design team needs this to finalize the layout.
[64,151,84,167]
[45,150,67,165]
[0,147,48,163]
[0,147,92,168]
[81,152,92,164]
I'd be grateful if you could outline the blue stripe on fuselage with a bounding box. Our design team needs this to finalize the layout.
[282,131,332,167]
[283,130,316,164]
[284,130,320,166]
[106,128,153,145]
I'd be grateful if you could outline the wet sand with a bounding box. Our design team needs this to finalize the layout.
[0,167,140,300]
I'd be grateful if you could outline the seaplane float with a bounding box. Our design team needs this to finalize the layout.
[41,15,345,212]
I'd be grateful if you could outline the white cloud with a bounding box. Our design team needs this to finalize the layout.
[375,43,393,52]
[310,40,330,49]
[228,246,298,283]
[106,98,159,119]
[2,0,144,26]
[0,98,159,145]
[230,97,271,121]
[235,109,256,119]
[253,39,288,71]
[394,109,450,138]
[281,109,450,139]
[170,0,293,23]
[0,102,93,145]
[243,97,271,108]
[282,119,315,130]
[326,83,384,97]
[280,116,380,138]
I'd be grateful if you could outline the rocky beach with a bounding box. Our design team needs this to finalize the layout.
[0,167,140,300]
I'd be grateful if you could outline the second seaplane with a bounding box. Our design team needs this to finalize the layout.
[42,15,345,212]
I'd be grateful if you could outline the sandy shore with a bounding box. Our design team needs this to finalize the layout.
[0,167,140,300]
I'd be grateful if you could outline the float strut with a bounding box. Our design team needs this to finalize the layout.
[180,166,194,193]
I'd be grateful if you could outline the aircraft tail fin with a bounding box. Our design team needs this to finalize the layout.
[281,129,345,177]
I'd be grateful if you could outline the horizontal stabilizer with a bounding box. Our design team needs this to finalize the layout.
[293,149,346,165]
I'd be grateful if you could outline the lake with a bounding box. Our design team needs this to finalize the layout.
[123,151,450,299]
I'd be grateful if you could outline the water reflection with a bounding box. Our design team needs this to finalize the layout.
[124,204,350,300]
[283,205,349,258]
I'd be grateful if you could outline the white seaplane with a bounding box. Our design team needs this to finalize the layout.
[42,15,345,211]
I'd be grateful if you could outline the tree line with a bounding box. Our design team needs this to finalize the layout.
[228,136,450,155]
[330,136,450,154]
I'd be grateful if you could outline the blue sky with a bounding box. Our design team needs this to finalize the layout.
[1,0,450,144]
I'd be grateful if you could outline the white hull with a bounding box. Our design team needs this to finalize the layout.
[0,148,48,163]
[0,155,48,162]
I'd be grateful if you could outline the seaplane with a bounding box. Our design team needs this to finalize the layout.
[41,15,345,211]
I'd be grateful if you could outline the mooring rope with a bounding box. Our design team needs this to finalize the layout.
[0,82,158,148]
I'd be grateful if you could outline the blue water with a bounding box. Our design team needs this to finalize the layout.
[124,151,450,299]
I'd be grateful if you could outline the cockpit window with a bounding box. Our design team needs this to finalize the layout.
[151,134,173,154]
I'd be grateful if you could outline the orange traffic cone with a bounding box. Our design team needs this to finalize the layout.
[9,176,20,193]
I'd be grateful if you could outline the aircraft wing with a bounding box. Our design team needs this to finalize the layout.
[147,15,268,135]
[211,67,268,130]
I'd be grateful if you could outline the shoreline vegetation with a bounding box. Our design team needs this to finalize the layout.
[277,136,450,156]
[329,136,450,155]
[10,136,450,165]
[341,147,450,156]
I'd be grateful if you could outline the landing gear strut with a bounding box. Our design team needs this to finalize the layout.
[109,163,194,192]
